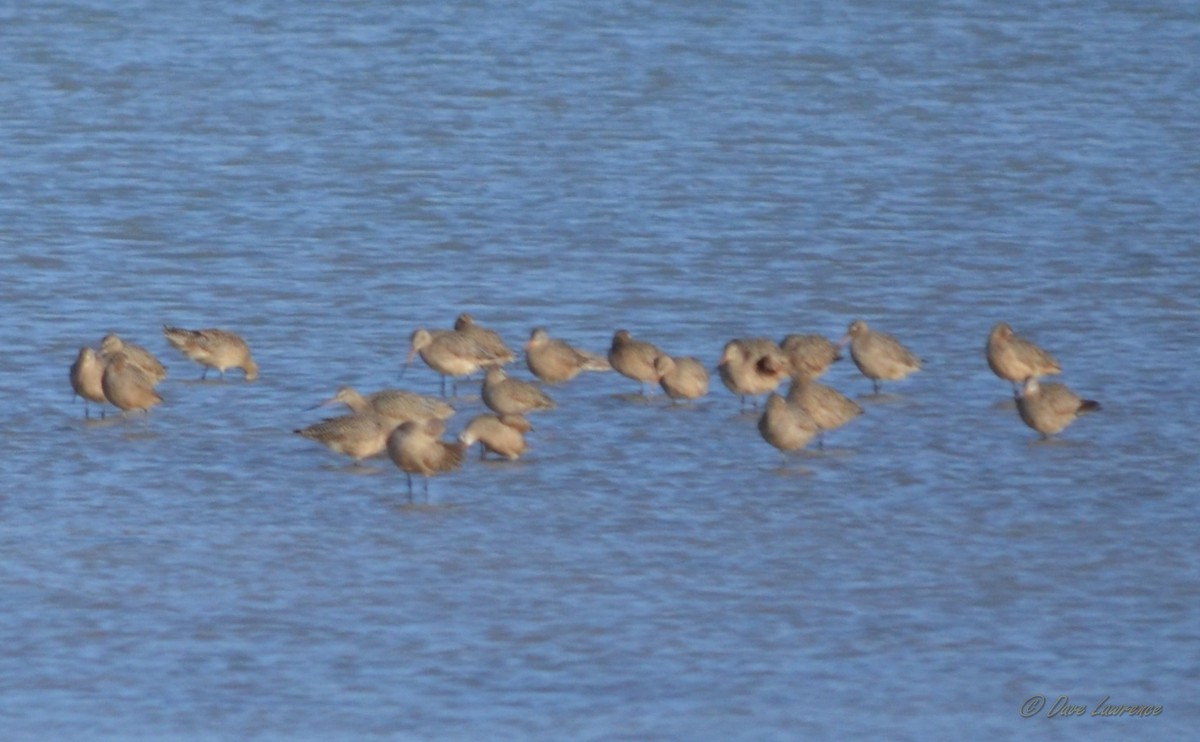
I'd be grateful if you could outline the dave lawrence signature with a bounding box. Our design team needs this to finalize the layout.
[1021,694,1163,719]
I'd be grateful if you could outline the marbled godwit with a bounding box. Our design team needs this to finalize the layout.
[758,393,819,458]
[100,351,163,418]
[986,322,1061,394]
[458,413,533,461]
[524,327,610,384]
[780,334,842,380]
[717,338,789,408]
[318,386,454,424]
[454,313,515,366]
[481,367,555,415]
[1016,377,1100,439]
[841,320,921,395]
[406,328,505,396]
[162,326,258,381]
[294,412,391,464]
[608,330,663,394]
[70,347,109,418]
[786,376,863,448]
[387,419,466,500]
[99,334,166,385]
[654,354,709,402]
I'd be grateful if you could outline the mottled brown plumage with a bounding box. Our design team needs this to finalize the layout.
[1016,377,1100,439]
[717,338,788,407]
[842,320,921,395]
[100,334,167,385]
[786,376,863,447]
[481,367,555,415]
[294,413,391,463]
[101,351,163,417]
[163,325,257,381]
[407,328,508,396]
[986,322,1061,393]
[525,327,610,384]
[454,313,515,366]
[459,413,533,461]
[387,419,466,500]
[608,330,664,394]
[320,386,454,424]
[758,393,818,456]
[654,354,709,402]
[70,347,108,418]
[780,334,842,380]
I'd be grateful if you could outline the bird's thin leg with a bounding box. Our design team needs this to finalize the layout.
[406,473,413,501]
[873,380,881,395]
[201,367,208,380]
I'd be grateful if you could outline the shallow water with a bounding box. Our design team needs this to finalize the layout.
[2,0,1198,738]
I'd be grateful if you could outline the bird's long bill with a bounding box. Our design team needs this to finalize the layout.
[307,397,339,411]
[836,334,851,347]
[399,352,416,380]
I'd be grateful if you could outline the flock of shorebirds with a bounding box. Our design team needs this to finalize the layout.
[70,316,1101,500]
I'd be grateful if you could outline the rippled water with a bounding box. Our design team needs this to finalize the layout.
[2,0,1198,738]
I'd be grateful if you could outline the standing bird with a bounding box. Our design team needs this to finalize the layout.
[1016,378,1100,439]
[717,338,789,408]
[454,313,515,366]
[294,412,392,465]
[986,322,1061,395]
[481,367,556,415]
[654,354,709,402]
[758,393,819,459]
[162,326,258,381]
[406,328,506,396]
[70,347,109,418]
[317,386,454,424]
[458,413,534,461]
[524,327,610,384]
[100,351,163,418]
[780,334,842,381]
[608,330,664,395]
[786,375,863,448]
[99,334,167,385]
[841,320,921,395]
[387,419,465,501]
